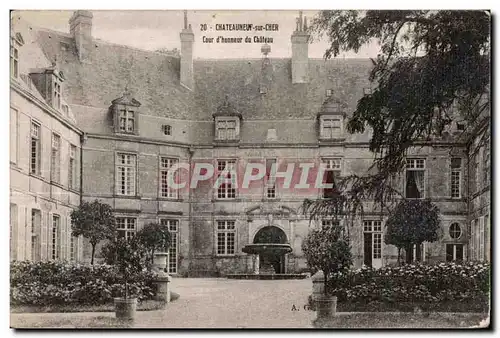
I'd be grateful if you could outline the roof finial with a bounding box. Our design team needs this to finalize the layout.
[184,10,188,29]
[299,11,303,32]
[124,83,131,97]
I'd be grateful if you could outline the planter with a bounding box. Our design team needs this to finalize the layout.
[114,297,137,320]
[315,295,337,319]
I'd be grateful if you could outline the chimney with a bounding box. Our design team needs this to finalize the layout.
[180,10,194,90]
[69,10,93,62]
[291,11,310,84]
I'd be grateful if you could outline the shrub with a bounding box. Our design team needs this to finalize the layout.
[326,261,490,307]
[302,222,353,294]
[10,261,157,306]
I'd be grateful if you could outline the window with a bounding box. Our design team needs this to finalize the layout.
[216,119,237,140]
[479,217,485,261]
[446,244,464,262]
[217,220,236,255]
[51,215,60,260]
[30,122,41,175]
[405,159,426,199]
[51,134,61,183]
[160,157,178,199]
[449,223,462,239]
[161,219,179,274]
[10,43,19,78]
[31,209,41,261]
[322,158,342,198]
[10,107,18,164]
[473,152,480,193]
[363,88,372,95]
[116,153,136,196]
[70,236,76,261]
[265,159,277,199]
[483,140,490,187]
[456,122,465,131]
[363,220,383,267]
[326,89,332,97]
[116,217,136,240]
[119,110,135,133]
[53,79,61,109]
[69,145,77,189]
[162,125,172,136]
[216,160,236,199]
[321,117,342,139]
[10,204,18,261]
[450,158,462,198]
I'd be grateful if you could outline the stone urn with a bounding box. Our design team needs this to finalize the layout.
[152,252,172,302]
[153,252,168,273]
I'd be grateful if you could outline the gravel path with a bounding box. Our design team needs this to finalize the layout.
[11,278,315,329]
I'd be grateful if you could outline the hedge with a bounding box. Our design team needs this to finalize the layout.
[10,261,158,306]
[326,261,490,309]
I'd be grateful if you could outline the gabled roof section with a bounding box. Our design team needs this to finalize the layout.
[111,89,141,107]
[213,95,242,119]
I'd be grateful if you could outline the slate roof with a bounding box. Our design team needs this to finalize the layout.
[31,24,374,121]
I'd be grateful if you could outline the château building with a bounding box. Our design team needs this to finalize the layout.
[9,10,490,276]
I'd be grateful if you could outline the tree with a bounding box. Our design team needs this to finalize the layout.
[303,10,490,221]
[302,223,353,294]
[135,222,172,264]
[114,237,145,299]
[70,200,116,265]
[385,199,441,264]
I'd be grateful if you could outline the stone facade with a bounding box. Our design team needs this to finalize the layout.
[9,11,491,276]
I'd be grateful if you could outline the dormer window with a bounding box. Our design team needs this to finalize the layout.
[216,118,237,140]
[10,44,19,78]
[321,116,343,139]
[318,97,345,140]
[10,32,23,79]
[119,110,135,133]
[111,89,141,135]
[213,96,242,142]
[53,78,61,109]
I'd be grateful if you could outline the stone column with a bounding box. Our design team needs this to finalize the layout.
[253,254,260,274]
[152,252,172,302]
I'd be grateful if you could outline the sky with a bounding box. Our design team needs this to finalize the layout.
[17,10,380,59]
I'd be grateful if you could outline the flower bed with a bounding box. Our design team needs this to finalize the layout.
[10,261,158,306]
[325,262,490,312]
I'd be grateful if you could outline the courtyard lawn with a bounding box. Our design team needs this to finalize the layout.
[313,312,490,329]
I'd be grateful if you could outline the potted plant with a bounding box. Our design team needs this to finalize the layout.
[302,222,352,319]
[113,238,143,321]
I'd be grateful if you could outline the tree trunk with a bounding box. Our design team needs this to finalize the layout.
[397,247,401,265]
[405,244,413,264]
[91,244,96,265]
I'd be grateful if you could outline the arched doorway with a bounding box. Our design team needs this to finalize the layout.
[253,226,288,274]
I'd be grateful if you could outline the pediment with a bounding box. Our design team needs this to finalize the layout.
[112,91,141,107]
[245,204,297,216]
